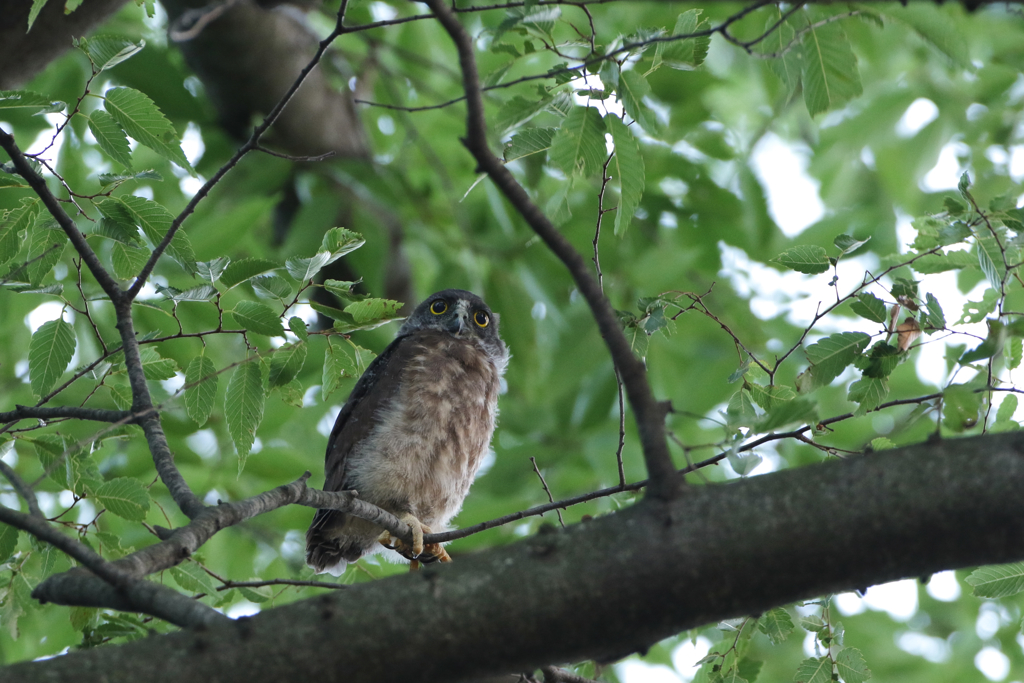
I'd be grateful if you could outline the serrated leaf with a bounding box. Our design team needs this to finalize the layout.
[835,647,871,683]
[288,316,308,341]
[762,10,801,97]
[772,245,830,274]
[94,216,141,244]
[857,342,901,379]
[617,70,660,134]
[251,274,292,300]
[344,298,404,324]
[997,394,1018,424]
[237,581,273,603]
[911,250,976,274]
[747,382,795,411]
[656,10,710,70]
[119,195,196,274]
[496,94,553,134]
[607,115,645,236]
[322,278,361,299]
[29,318,76,396]
[97,169,162,186]
[726,389,757,427]
[268,341,307,387]
[966,562,1024,598]
[1007,337,1023,371]
[848,377,888,415]
[77,36,145,72]
[93,477,150,521]
[0,89,65,115]
[220,257,279,289]
[164,284,216,302]
[942,384,981,432]
[758,607,794,644]
[225,361,266,468]
[0,198,38,267]
[881,5,970,69]
[8,283,62,295]
[794,656,832,683]
[285,252,331,282]
[805,332,871,387]
[87,110,133,170]
[959,319,1004,365]
[976,234,1005,290]
[503,128,555,162]
[184,353,217,427]
[801,20,862,116]
[728,452,762,476]
[112,242,149,279]
[958,290,999,325]
[549,106,607,177]
[231,301,285,337]
[196,257,230,283]
[0,523,18,563]
[755,397,817,432]
[25,222,65,284]
[170,562,216,594]
[137,347,178,380]
[848,292,886,323]
[104,87,195,175]
[870,437,896,450]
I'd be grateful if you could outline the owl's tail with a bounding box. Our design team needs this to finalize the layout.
[305,510,349,576]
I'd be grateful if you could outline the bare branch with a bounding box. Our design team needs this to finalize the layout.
[0,405,131,424]
[420,0,681,500]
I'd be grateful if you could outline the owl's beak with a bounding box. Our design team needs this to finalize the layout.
[447,313,469,336]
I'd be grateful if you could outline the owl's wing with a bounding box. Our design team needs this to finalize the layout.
[321,333,416,493]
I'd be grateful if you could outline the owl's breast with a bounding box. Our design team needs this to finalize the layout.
[346,333,502,528]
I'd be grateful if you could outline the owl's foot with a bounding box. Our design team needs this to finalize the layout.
[378,514,452,565]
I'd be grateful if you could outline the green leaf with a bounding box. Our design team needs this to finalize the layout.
[657,10,710,69]
[942,384,981,432]
[196,257,230,283]
[976,233,1005,290]
[137,347,178,380]
[24,222,66,284]
[881,5,970,69]
[237,581,273,603]
[93,477,150,521]
[225,361,266,468]
[97,169,162,186]
[849,292,887,323]
[772,245,830,274]
[835,647,871,683]
[162,284,216,302]
[268,341,307,387]
[220,257,279,289]
[747,382,795,411]
[170,562,216,595]
[959,320,1004,365]
[0,89,65,115]
[76,36,145,72]
[504,128,556,162]
[910,250,976,274]
[870,437,896,450]
[1007,337,1023,371]
[801,20,863,116]
[834,234,870,255]
[285,252,331,282]
[29,318,76,397]
[726,389,757,427]
[617,70,660,134]
[0,198,38,267]
[549,106,607,177]
[288,316,308,341]
[848,377,888,415]
[87,111,133,170]
[997,395,1018,424]
[857,342,901,379]
[793,656,832,683]
[230,301,285,337]
[97,195,196,274]
[27,0,49,31]
[112,242,150,280]
[965,562,1024,598]
[0,523,19,564]
[184,352,218,427]
[322,338,348,402]
[762,10,801,97]
[957,290,999,325]
[755,397,817,432]
[251,274,292,301]
[496,94,553,134]
[890,278,918,301]
[607,115,645,236]
[103,87,195,175]
[344,298,404,324]
[805,332,871,387]
[758,607,794,644]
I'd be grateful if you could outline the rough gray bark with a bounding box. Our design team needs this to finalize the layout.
[6,431,1024,683]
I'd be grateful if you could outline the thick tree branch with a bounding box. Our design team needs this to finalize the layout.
[7,431,1024,682]
[0,405,131,424]
[419,0,681,500]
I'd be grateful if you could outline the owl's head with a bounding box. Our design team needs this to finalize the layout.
[398,289,506,359]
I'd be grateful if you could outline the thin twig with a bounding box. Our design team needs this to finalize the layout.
[530,457,564,527]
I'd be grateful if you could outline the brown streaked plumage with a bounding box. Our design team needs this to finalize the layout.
[306,289,508,575]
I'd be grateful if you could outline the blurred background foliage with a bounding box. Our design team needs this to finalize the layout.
[2,1,1024,681]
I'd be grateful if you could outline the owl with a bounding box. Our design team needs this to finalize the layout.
[306,289,508,575]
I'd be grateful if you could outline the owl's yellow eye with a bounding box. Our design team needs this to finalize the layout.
[474,311,489,328]
[430,300,447,315]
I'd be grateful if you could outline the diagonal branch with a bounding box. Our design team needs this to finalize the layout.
[418,0,680,500]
